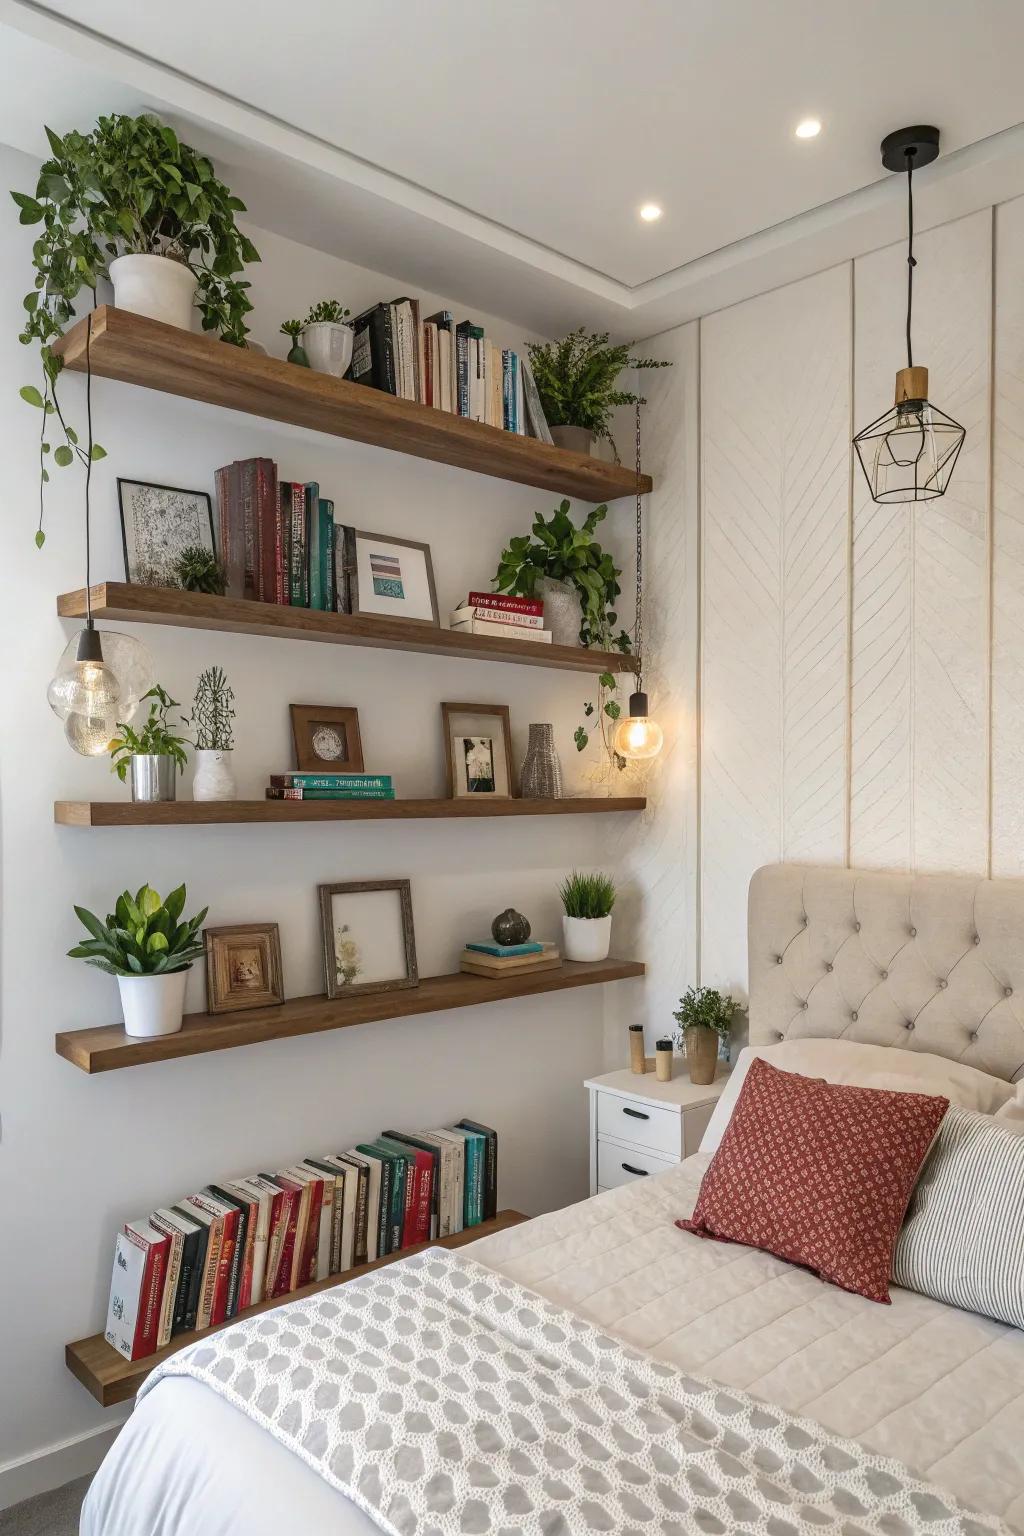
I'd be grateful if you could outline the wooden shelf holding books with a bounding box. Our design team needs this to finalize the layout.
[54,957,645,1074]
[66,1207,527,1406]
[54,307,653,502]
[54,796,646,826]
[56,583,640,676]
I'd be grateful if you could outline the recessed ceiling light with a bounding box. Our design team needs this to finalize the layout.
[795,118,822,140]
[639,203,663,222]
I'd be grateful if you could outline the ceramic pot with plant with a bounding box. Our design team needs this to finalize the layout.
[188,664,236,801]
[559,871,615,962]
[526,328,670,460]
[300,299,353,376]
[672,984,735,1085]
[68,883,207,1038]
[493,500,631,651]
[280,318,310,367]
[109,684,189,802]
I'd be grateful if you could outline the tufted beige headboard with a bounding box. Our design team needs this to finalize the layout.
[748,864,1024,1083]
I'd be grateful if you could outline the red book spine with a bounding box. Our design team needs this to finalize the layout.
[134,1230,169,1358]
[260,1186,285,1296]
[239,459,260,601]
[467,591,543,616]
[399,1160,418,1248]
[301,1178,324,1284]
[209,1208,238,1326]
[272,1184,300,1297]
[410,1151,432,1244]
[258,458,278,605]
[274,484,289,606]
[234,1192,257,1312]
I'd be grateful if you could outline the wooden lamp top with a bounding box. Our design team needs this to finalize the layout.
[895,366,928,404]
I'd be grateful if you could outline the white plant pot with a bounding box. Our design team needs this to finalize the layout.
[538,577,582,648]
[109,253,197,330]
[562,914,612,963]
[301,321,354,377]
[193,748,237,801]
[118,968,189,1038]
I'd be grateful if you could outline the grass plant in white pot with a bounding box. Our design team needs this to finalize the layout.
[68,883,208,1038]
[560,870,616,962]
[188,664,236,801]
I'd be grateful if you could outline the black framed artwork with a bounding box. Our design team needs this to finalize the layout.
[118,478,216,588]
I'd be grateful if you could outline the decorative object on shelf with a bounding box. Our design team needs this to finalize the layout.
[525,328,670,461]
[612,401,664,763]
[290,703,364,773]
[441,702,515,799]
[204,922,284,1014]
[519,723,564,799]
[344,529,439,626]
[189,665,236,801]
[109,684,189,802]
[494,501,630,652]
[279,318,310,367]
[68,882,207,1038]
[536,577,582,648]
[171,543,227,595]
[118,479,216,588]
[299,299,354,377]
[655,1037,674,1082]
[491,908,531,945]
[460,939,560,978]
[672,984,734,1086]
[853,127,965,504]
[559,870,615,962]
[318,879,418,999]
[628,1022,646,1075]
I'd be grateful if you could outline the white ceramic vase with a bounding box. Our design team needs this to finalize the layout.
[193,748,236,801]
[562,914,612,962]
[118,969,189,1038]
[109,254,197,330]
[538,577,582,647]
[301,321,354,377]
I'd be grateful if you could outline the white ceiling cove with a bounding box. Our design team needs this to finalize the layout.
[2,0,1024,336]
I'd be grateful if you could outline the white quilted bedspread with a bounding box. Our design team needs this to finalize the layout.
[470,1154,1024,1534]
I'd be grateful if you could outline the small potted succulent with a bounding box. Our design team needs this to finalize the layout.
[559,871,616,962]
[673,985,735,1086]
[188,665,236,801]
[69,883,208,1038]
[526,327,670,458]
[108,684,189,802]
[280,317,310,367]
[172,544,227,595]
[493,499,631,650]
[300,298,353,377]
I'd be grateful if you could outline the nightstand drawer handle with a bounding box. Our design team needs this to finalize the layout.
[621,1162,649,1176]
[622,1107,650,1120]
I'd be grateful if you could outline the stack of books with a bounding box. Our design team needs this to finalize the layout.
[460,940,561,978]
[266,773,395,801]
[449,591,551,644]
[104,1119,498,1362]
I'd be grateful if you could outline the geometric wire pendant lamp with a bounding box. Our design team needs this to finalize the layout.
[853,125,966,504]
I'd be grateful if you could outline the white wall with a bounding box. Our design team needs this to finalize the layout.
[0,141,640,1491]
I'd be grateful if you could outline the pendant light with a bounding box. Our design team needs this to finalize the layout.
[612,403,663,762]
[853,126,965,504]
[46,312,152,754]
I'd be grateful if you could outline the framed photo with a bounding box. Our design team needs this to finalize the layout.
[204,923,284,1015]
[290,704,364,773]
[118,478,216,588]
[440,702,515,799]
[345,529,439,626]
[318,880,418,999]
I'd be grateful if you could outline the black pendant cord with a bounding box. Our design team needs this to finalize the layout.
[905,152,916,371]
[635,400,643,694]
[84,310,94,629]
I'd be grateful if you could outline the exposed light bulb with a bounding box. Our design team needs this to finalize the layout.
[47,627,154,755]
[64,709,118,756]
[612,691,664,762]
[639,203,663,222]
[795,118,822,139]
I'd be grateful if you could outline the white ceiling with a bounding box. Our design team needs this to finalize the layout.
[3,0,1024,335]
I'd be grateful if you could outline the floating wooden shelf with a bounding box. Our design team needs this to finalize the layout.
[55,796,646,826]
[67,1208,527,1406]
[54,307,652,502]
[55,957,644,1073]
[56,583,639,676]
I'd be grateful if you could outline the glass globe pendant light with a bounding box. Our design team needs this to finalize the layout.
[853,127,966,504]
[612,404,663,762]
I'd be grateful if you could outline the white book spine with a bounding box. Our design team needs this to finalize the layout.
[105,1232,147,1361]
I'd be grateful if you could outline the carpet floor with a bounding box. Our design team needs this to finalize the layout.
[0,1476,90,1536]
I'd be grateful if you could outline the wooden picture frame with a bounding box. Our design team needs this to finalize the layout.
[204,923,284,1014]
[118,478,216,588]
[440,702,515,799]
[289,704,365,773]
[346,529,439,627]
[318,879,418,999]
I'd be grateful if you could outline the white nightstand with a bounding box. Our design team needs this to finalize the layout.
[584,1066,730,1196]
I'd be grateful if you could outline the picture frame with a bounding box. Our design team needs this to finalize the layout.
[318,880,418,999]
[344,529,439,626]
[440,702,515,799]
[118,478,216,588]
[204,923,284,1015]
[290,704,365,773]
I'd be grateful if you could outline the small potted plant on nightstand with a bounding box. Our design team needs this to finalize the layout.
[560,871,615,962]
[188,665,236,801]
[68,883,208,1037]
[108,684,189,802]
[673,985,735,1086]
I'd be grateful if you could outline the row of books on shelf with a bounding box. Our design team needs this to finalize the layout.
[266,773,395,801]
[216,459,352,608]
[459,939,562,978]
[105,1119,498,1362]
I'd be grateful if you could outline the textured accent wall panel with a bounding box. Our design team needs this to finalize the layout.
[701,266,851,994]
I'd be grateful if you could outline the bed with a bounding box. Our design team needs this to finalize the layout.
[82,865,1024,1535]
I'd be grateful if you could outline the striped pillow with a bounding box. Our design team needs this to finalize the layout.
[893,1105,1024,1328]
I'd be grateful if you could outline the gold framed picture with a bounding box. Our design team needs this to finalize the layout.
[289,704,364,773]
[204,923,285,1014]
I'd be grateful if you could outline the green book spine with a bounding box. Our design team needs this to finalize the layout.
[356,1146,391,1257]
[318,499,334,613]
[305,483,321,610]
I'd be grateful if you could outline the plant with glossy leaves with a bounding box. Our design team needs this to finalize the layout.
[493,499,630,653]
[303,299,351,325]
[108,684,189,780]
[68,882,208,976]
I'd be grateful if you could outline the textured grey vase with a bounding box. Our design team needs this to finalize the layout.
[520,723,564,799]
[537,577,582,647]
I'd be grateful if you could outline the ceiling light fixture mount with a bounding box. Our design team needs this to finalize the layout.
[639,203,663,222]
[795,118,822,139]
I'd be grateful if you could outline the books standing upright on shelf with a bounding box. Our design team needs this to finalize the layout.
[455,1120,498,1221]
[104,1220,169,1361]
[520,357,554,444]
[350,301,396,394]
[150,1206,203,1336]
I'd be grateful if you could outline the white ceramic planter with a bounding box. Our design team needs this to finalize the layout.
[538,577,582,647]
[193,748,236,801]
[110,253,197,330]
[301,321,354,377]
[118,968,189,1038]
[562,914,612,962]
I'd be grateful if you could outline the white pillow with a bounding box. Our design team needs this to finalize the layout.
[994,1079,1024,1135]
[699,1038,1016,1157]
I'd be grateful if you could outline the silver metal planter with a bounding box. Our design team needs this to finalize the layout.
[130,753,177,802]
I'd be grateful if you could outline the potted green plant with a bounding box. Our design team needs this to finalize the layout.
[526,328,670,458]
[188,665,236,801]
[559,871,616,962]
[172,544,227,595]
[300,298,353,377]
[108,684,189,802]
[493,500,631,649]
[280,317,310,367]
[68,883,208,1038]
[672,985,735,1086]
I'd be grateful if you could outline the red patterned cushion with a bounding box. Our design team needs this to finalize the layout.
[677,1057,948,1302]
